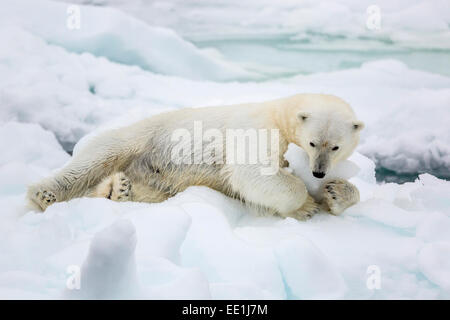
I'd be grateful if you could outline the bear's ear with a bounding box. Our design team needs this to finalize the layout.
[297,112,310,121]
[352,120,365,131]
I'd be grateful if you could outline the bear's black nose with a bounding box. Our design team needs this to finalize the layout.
[312,171,325,179]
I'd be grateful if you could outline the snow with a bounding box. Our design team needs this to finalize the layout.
[418,243,450,291]
[274,237,347,299]
[0,0,449,299]
[66,219,139,299]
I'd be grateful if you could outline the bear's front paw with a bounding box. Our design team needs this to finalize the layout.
[322,179,359,215]
[31,190,57,211]
[293,195,322,221]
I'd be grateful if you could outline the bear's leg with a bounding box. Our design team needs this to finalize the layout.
[90,172,169,204]
[226,165,321,221]
[27,130,137,211]
[27,156,115,211]
[321,178,360,215]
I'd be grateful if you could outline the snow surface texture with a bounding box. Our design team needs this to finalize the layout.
[0,121,450,299]
[0,0,449,299]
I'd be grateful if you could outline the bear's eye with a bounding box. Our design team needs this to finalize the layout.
[332,146,339,151]
[309,142,315,147]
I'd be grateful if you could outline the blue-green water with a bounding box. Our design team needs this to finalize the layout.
[194,36,450,79]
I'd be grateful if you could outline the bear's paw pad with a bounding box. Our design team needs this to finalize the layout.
[323,179,359,215]
[34,190,57,210]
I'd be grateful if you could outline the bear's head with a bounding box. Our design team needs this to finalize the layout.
[290,95,364,179]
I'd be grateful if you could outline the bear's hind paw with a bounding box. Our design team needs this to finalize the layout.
[29,189,57,211]
[111,173,132,202]
[94,172,132,202]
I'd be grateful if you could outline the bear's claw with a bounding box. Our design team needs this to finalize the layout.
[99,172,132,202]
[113,174,132,201]
[33,190,57,211]
[322,179,359,215]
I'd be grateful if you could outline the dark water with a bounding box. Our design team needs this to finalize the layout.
[375,167,421,184]
[375,167,450,184]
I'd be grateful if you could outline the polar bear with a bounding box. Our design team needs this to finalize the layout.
[27,93,364,220]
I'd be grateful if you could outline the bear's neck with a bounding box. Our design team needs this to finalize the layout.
[269,102,299,148]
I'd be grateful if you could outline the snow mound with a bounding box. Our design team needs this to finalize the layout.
[274,237,347,299]
[0,121,449,299]
[418,243,450,291]
[66,219,139,299]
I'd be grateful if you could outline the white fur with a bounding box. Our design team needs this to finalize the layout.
[27,93,364,220]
